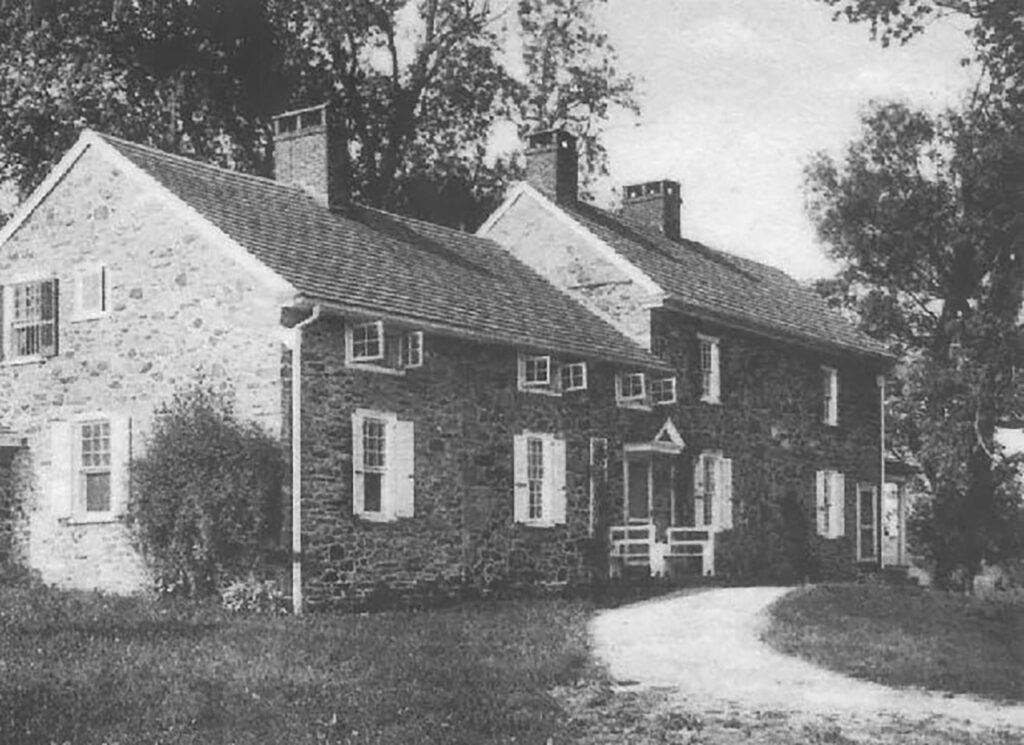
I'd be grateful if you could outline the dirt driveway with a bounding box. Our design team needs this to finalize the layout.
[590,586,1024,733]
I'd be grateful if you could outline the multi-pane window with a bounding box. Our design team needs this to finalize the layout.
[527,436,545,521]
[362,417,387,513]
[822,366,838,425]
[513,433,566,526]
[694,452,734,531]
[699,335,720,403]
[401,331,423,368]
[561,362,587,392]
[651,377,677,405]
[6,279,58,359]
[616,372,646,406]
[816,470,845,538]
[522,355,551,388]
[350,321,384,362]
[79,420,111,513]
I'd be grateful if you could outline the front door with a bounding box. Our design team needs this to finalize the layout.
[626,457,650,523]
[857,484,878,563]
[881,481,906,566]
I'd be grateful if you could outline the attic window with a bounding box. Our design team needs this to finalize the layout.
[521,355,551,388]
[561,362,587,392]
[350,321,384,362]
[651,377,677,405]
[616,372,647,408]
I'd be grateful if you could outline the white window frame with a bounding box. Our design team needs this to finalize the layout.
[351,409,415,522]
[615,372,648,408]
[2,276,59,362]
[822,366,838,426]
[346,320,385,363]
[517,353,561,395]
[561,361,588,392]
[693,451,733,531]
[698,334,720,404]
[651,376,677,405]
[400,331,424,369]
[816,469,846,539]
[72,264,109,322]
[50,412,131,524]
[513,432,567,527]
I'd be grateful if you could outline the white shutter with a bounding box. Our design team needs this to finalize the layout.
[351,412,365,516]
[831,472,846,538]
[548,436,567,524]
[816,470,827,536]
[718,458,733,531]
[50,420,74,519]
[694,454,706,527]
[110,413,131,514]
[391,419,415,518]
[513,434,528,523]
[1,285,11,360]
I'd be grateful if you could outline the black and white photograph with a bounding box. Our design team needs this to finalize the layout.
[0,0,1021,742]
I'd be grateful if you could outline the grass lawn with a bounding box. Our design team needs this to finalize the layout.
[763,582,1024,703]
[0,584,592,745]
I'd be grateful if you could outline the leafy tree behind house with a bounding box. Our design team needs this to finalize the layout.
[811,0,1024,586]
[0,0,638,229]
[128,383,284,597]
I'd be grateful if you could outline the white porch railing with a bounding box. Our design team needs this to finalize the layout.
[609,524,715,578]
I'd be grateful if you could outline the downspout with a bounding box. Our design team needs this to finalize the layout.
[291,305,322,615]
[877,372,886,567]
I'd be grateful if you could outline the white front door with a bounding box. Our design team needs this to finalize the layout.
[881,481,906,566]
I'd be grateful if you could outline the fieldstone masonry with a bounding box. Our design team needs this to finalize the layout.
[0,145,286,592]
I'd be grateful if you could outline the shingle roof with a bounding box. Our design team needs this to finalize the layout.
[97,134,665,369]
[563,201,890,360]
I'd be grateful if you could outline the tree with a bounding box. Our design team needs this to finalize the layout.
[807,101,1024,586]
[0,0,638,229]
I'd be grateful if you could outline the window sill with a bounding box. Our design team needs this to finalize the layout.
[345,361,406,377]
[822,421,839,428]
[1,355,46,367]
[517,520,560,529]
[70,311,109,323]
[61,514,120,526]
[700,396,721,406]
[518,386,562,397]
[356,512,399,523]
[616,399,651,411]
[654,399,677,406]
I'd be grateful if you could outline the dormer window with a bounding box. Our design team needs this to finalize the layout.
[616,372,647,408]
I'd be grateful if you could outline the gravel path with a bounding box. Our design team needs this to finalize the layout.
[590,586,1024,732]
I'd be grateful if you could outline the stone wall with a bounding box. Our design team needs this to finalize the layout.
[295,318,659,610]
[647,309,882,581]
[0,144,287,592]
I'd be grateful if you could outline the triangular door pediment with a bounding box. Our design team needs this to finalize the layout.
[654,418,685,450]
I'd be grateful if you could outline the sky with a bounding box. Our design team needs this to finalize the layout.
[588,0,977,280]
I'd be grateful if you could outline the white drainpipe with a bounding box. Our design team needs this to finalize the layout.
[878,372,887,566]
[291,305,322,615]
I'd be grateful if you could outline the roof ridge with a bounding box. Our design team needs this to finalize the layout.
[94,130,313,196]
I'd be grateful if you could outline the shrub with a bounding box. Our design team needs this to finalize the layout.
[220,572,288,614]
[128,382,285,597]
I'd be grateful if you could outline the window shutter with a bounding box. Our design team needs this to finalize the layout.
[391,419,415,517]
[41,279,58,357]
[0,285,7,361]
[548,436,567,524]
[50,420,74,519]
[718,458,734,531]
[351,412,365,516]
[816,470,827,536]
[831,472,846,538]
[110,413,132,514]
[694,454,706,527]
[513,434,528,523]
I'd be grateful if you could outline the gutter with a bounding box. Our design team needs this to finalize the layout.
[290,304,322,615]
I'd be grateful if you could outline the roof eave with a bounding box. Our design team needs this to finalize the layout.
[289,295,671,373]
[662,297,895,366]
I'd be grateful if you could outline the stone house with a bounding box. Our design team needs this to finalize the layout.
[479,131,903,581]
[0,109,900,610]
[0,106,673,610]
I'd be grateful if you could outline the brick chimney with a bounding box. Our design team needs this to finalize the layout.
[622,180,681,240]
[272,103,348,209]
[525,130,578,204]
